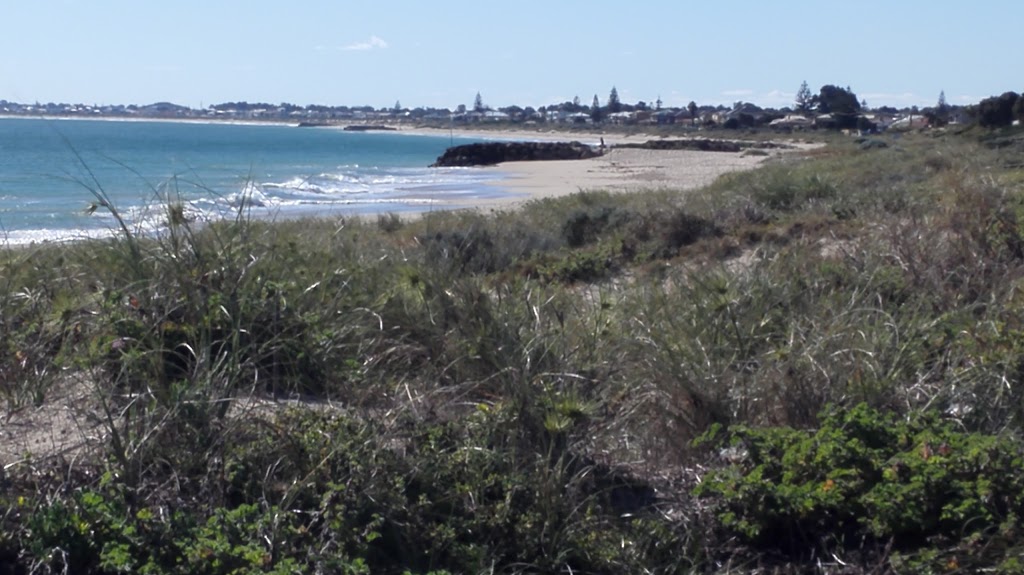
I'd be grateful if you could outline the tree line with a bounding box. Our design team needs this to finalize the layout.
[972,91,1024,128]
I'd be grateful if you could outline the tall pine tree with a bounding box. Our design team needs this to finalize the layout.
[795,81,813,114]
[608,86,622,114]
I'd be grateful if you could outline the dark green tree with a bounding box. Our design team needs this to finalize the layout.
[795,81,814,114]
[687,101,698,126]
[591,94,602,123]
[815,85,860,114]
[927,90,950,126]
[473,92,485,113]
[502,105,524,121]
[816,85,861,129]
[608,86,622,114]
[1014,96,1024,124]
[975,92,1019,127]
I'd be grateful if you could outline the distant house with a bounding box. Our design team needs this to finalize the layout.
[769,115,812,129]
[653,110,677,125]
[718,102,765,124]
[545,110,570,123]
[607,111,635,125]
[812,113,835,128]
[483,110,510,122]
[888,115,930,131]
[674,110,699,125]
[862,112,897,129]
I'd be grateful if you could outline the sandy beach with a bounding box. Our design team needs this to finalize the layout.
[400,126,798,210]
[477,147,774,208]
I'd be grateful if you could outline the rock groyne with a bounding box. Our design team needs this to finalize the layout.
[430,141,600,167]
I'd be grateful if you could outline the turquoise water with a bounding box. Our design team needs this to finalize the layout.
[0,118,504,244]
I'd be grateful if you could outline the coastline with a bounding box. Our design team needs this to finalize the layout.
[0,117,806,241]
[0,115,641,144]
[0,113,297,128]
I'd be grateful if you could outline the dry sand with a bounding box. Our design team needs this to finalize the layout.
[477,147,771,208]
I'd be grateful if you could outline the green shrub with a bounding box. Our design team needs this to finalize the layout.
[6,397,677,574]
[750,171,838,212]
[561,205,631,248]
[660,209,721,252]
[536,245,617,284]
[419,226,497,273]
[376,212,404,233]
[696,403,1024,566]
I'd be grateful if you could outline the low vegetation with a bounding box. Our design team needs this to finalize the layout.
[3,128,1024,573]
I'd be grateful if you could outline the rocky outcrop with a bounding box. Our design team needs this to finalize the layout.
[342,124,397,131]
[430,141,600,167]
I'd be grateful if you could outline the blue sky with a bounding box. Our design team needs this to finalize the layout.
[1,0,1018,111]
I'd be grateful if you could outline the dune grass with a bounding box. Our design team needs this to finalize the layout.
[3,129,1024,572]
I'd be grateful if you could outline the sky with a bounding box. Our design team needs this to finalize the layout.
[0,1,1019,111]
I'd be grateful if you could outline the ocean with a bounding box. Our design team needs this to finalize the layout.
[0,118,506,244]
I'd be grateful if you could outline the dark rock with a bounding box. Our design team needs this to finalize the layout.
[342,124,397,131]
[430,141,601,167]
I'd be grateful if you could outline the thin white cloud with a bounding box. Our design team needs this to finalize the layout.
[758,90,795,107]
[721,89,754,97]
[343,35,389,51]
